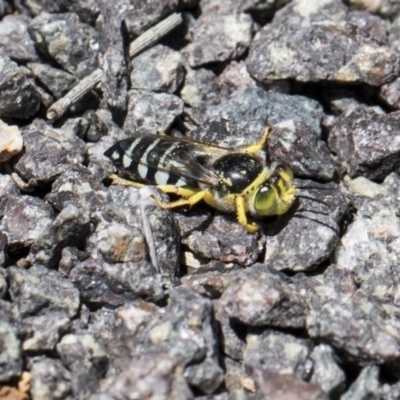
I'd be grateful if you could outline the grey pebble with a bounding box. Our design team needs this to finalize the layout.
[30,358,72,400]
[14,125,86,184]
[247,0,399,85]
[27,62,77,99]
[183,12,253,67]
[220,264,307,328]
[0,195,54,250]
[123,90,184,136]
[0,15,38,62]
[328,106,400,180]
[0,55,41,119]
[130,44,185,94]
[8,265,80,318]
[28,12,99,79]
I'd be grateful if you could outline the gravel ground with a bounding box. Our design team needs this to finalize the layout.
[1,0,400,399]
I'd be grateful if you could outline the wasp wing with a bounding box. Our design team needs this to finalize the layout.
[105,134,233,187]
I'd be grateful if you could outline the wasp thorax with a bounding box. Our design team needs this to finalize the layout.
[253,164,296,216]
[212,153,263,192]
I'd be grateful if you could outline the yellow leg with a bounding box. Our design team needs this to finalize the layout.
[109,174,145,188]
[235,196,259,233]
[153,189,217,210]
[242,126,270,154]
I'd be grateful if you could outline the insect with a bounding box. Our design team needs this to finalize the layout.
[104,127,296,232]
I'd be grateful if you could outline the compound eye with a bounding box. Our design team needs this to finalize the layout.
[254,184,278,216]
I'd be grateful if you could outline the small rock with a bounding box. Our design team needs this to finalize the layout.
[105,185,181,282]
[247,0,399,86]
[328,106,400,180]
[130,44,185,94]
[244,329,312,379]
[14,127,86,184]
[264,181,347,272]
[307,280,400,365]
[124,0,179,37]
[183,12,253,67]
[0,119,23,162]
[8,265,80,318]
[310,344,346,397]
[251,370,328,400]
[46,165,107,213]
[56,333,108,399]
[180,67,221,108]
[123,90,184,136]
[0,321,22,381]
[202,88,324,142]
[0,195,54,250]
[28,12,99,79]
[0,55,40,119]
[380,77,400,109]
[341,366,382,400]
[98,354,193,400]
[22,311,70,352]
[30,359,71,400]
[220,265,307,328]
[27,62,77,99]
[334,196,400,306]
[0,15,38,62]
[28,204,91,268]
[183,215,263,267]
[270,120,336,181]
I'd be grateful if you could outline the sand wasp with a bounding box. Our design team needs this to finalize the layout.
[104,127,296,232]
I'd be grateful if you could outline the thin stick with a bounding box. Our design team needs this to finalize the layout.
[46,13,183,121]
[46,69,102,120]
[140,204,160,274]
[128,13,182,58]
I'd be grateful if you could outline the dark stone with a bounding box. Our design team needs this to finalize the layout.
[97,0,128,112]
[22,311,70,352]
[14,126,86,184]
[8,265,80,318]
[28,12,99,79]
[56,333,108,399]
[27,62,77,99]
[123,90,184,136]
[0,55,41,119]
[124,0,179,37]
[220,264,307,328]
[247,1,399,86]
[328,106,400,180]
[28,204,91,268]
[183,12,253,67]
[0,195,54,251]
[46,165,108,213]
[264,181,348,272]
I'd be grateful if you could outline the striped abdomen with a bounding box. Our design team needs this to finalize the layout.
[104,136,198,187]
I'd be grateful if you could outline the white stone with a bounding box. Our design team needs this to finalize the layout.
[0,119,23,162]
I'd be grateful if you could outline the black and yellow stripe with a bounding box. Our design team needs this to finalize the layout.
[104,136,191,187]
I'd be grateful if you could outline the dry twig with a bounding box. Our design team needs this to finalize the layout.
[46,13,183,121]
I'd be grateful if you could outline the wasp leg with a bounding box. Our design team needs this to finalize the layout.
[235,196,259,233]
[242,126,270,154]
[109,174,145,188]
[154,187,218,210]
